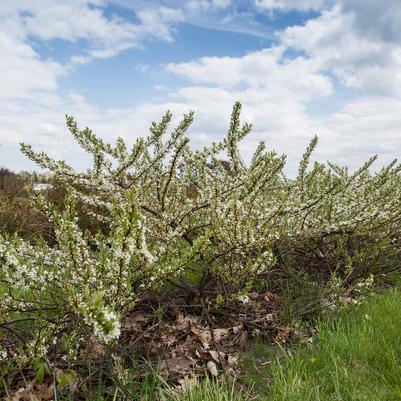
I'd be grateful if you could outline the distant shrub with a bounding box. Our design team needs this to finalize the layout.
[0,194,53,242]
[0,169,58,242]
[0,168,26,196]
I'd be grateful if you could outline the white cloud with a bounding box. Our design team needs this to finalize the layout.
[1,1,183,67]
[281,6,401,97]
[254,0,327,12]
[185,0,231,12]
[135,7,183,43]
[341,0,401,43]
[316,97,401,169]
[0,42,330,174]
[167,47,332,100]
[211,0,232,9]
[162,47,335,173]
[0,32,64,101]
[113,0,274,39]
[0,0,184,169]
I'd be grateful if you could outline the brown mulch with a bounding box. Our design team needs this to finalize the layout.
[117,291,293,380]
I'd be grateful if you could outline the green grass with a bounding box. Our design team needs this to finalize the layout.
[243,288,401,401]
[53,373,252,401]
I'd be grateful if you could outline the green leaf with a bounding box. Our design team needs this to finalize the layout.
[35,363,45,383]
[58,370,77,388]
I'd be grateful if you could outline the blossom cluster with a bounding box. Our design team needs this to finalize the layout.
[78,292,121,343]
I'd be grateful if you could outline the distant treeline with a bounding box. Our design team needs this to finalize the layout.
[0,168,52,196]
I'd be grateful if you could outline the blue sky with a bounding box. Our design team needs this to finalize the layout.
[1,0,401,175]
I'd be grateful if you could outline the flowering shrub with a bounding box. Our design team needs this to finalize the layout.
[0,102,400,372]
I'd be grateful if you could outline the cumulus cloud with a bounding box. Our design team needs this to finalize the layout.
[341,0,401,43]
[1,0,183,66]
[163,47,334,172]
[167,47,332,99]
[316,97,401,169]
[161,2,401,172]
[281,6,401,97]
[1,40,331,173]
[0,0,184,169]
[0,32,64,101]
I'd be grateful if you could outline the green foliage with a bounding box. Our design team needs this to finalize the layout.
[33,359,50,383]
[57,369,77,389]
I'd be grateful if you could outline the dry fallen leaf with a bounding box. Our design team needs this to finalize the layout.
[123,312,153,330]
[227,354,239,366]
[207,361,218,377]
[159,355,196,376]
[177,375,199,393]
[213,328,230,342]
[11,382,54,401]
[175,314,197,331]
[208,349,225,363]
[83,335,104,357]
[232,324,243,334]
[198,329,211,344]
[238,331,248,350]
[275,327,291,343]
[265,313,274,322]
[35,384,55,401]
[264,292,281,302]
